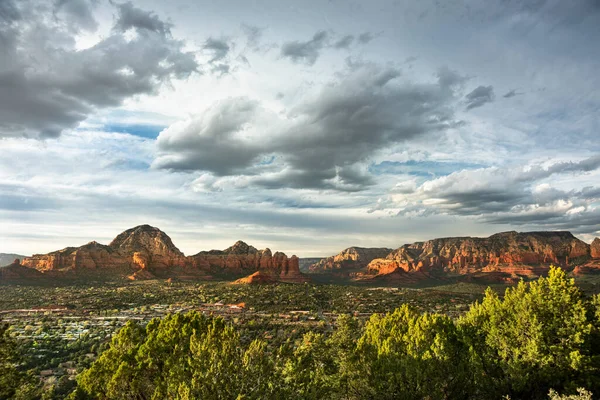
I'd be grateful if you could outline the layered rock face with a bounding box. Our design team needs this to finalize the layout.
[21,225,188,278]
[21,242,126,273]
[191,241,308,283]
[592,238,600,259]
[15,227,308,283]
[109,225,188,272]
[363,231,591,280]
[308,247,392,276]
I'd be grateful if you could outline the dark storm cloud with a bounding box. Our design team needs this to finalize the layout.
[154,64,465,191]
[281,30,329,65]
[465,85,494,110]
[0,0,197,139]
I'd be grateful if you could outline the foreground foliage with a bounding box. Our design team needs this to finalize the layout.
[3,267,600,399]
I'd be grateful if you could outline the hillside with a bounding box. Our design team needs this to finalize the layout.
[12,225,307,284]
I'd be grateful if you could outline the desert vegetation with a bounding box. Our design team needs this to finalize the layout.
[1,267,599,399]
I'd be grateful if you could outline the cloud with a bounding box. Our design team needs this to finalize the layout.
[465,85,494,110]
[281,30,329,65]
[375,155,600,230]
[0,0,197,139]
[114,1,171,35]
[503,89,524,98]
[241,24,263,50]
[334,35,354,49]
[203,36,231,63]
[357,32,375,44]
[281,30,378,65]
[154,63,464,191]
[154,97,266,175]
[54,0,98,32]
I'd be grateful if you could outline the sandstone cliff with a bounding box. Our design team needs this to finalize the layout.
[308,247,392,276]
[361,231,591,282]
[592,238,600,259]
[15,227,308,283]
[232,271,277,285]
[191,241,308,283]
[21,241,126,274]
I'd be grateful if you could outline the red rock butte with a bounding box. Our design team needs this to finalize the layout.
[11,225,308,283]
[309,231,600,284]
[3,227,600,284]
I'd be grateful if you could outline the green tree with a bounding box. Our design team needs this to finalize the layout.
[355,304,472,400]
[75,312,285,400]
[459,266,594,399]
[0,322,39,400]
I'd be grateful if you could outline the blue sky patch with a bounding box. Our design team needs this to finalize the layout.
[369,160,485,177]
[104,124,167,139]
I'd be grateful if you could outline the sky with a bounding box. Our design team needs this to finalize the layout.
[1,0,600,257]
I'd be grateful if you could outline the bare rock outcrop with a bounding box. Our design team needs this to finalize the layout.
[362,231,591,282]
[0,259,45,281]
[21,241,126,273]
[592,238,600,259]
[308,247,392,276]
[191,241,309,283]
[233,271,278,285]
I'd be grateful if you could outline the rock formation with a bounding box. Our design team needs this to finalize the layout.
[361,231,591,282]
[233,271,278,285]
[21,241,126,273]
[298,258,323,273]
[592,238,600,259]
[308,247,392,277]
[0,259,44,281]
[0,253,28,267]
[8,227,599,284]
[14,227,308,283]
[191,241,308,283]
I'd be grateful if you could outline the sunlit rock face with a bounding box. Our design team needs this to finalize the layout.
[232,271,277,285]
[361,231,593,281]
[18,227,309,283]
[22,241,127,273]
[11,228,597,284]
[308,247,392,276]
[191,242,309,283]
[591,238,600,259]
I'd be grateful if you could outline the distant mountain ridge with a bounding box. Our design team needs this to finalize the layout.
[9,225,307,284]
[311,231,600,284]
[0,253,28,267]
[308,247,392,276]
[4,228,600,285]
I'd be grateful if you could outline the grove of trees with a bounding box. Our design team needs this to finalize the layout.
[2,266,600,399]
